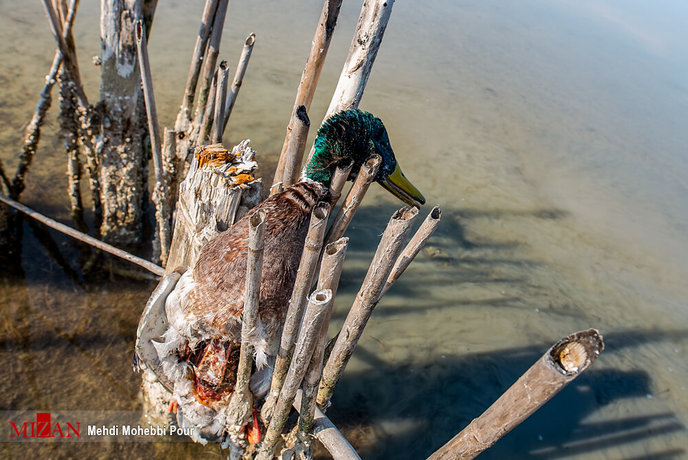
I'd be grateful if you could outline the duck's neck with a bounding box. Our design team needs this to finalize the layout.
[302,139,345,188]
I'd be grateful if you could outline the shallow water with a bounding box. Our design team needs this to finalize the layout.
[1,0,687,458]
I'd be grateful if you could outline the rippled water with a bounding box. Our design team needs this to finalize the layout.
[2,1,687,458]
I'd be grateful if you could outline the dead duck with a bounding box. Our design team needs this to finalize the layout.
[152,109,425,443]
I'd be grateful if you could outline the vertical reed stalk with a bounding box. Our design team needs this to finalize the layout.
[258,289,334,460]
[222,33,256,132]
[318,207,418,408]
[197,69,218,145]
[274,0,343,187]
[194,0,228,123]
[263,202,331,422]
[428,329,604,460]
[211,61,229,144]
[324,155,380,245]
[278,105,311,190]
[328,160,353,207]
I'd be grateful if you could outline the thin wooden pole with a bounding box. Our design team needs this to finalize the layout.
[318,207,418,408]
[382,206,441,296]
[211,61,229,144]
[279,105,311,190]
[428,329,604,460]
[258,289,334,460]
[324,155,381,245]
[197,68,218,145]
[264,202,331,421]
[222,33,256,133]
[0,195,164,276]
[273,0,343,188]
[226,210,266,446]
[328,160,354,207]
[175,0,220,131]
[305,0,395,164]
[193,0,228,123]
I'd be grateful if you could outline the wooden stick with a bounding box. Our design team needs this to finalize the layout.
[264,202,331,421]
[278,105,311,189]
[428,329,605,460]
[298,237,349,440]
[175,0,220,130]
[194,0,228,123]
[318,206,418,408]
[0,195,164,276]
[274,0,344,187]
[328,159,354,207]
[226,210,266,444]
[381,206,441,296]
[305,0,394,164]
[324,155,381,246]
[211,61,229,144]
[12,0,79,200]
[222,33,256,133]
[258,289,334,460]
[197,68,218,145]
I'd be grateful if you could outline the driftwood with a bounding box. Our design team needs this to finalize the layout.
[0,195,163,276]
[273,0,344,188]
[264,202,331,421]
[325,155,381,245]
[258,289,335,460]
[318,207,418,408]
[428,329,604,460]
[223,33,256,133]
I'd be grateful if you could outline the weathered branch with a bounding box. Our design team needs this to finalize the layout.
[197,68,218,146]
[0,195,164,276]
[175,0,220,131]
[264,202,331,422]
[325,155,381,245]
[211,61,229,144]
[258,289,334,460]
[277,105,311,190]
[318,207,418,408]
[428,329,604,460]
[382,206,441,296]
[328,159,354,207]
[222,33,256,133]
[275,0,343,184]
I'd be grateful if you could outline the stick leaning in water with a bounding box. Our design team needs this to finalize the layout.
[428,329,604,460]
[0,195,164,276]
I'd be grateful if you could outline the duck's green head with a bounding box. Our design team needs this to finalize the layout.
[303,109,425,206]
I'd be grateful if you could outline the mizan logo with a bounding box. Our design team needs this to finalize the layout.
[9,413,80,438]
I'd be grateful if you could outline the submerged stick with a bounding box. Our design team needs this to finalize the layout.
[428,329,604,460]
[175,0,220,130]
[274,0,343,187]
[227,211,266,442]
[0,195,164,276]
[264,202,331,421]
[318,207,418,408]
[382,206,441,296]
[222,33,256,132]
[298,237,349,440]
[211,61,229,144]
[278,105,311,189]
[325,155,381,245]
[258,289,334,460]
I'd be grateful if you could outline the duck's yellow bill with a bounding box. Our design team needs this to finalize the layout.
[380,164,426,207]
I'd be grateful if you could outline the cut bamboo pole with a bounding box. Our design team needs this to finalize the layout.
[298,237,349,441]
[428,329,604,460]
[0,195,164,276]
[211,61,229,144]
[194,0,228,123]
[382,206,441,296]
[328,159,354,207]
[12,0,79,200]
[274,0,344,188]
[264,202,331,421]
[324,155,381,245]
[222,33,256,133]
[226,210,266,445]
[318,206,418,408]
[258,289,334,460]
[175,0,220,131]
[136,20,171,265]
[305,0,395,164]
[278,105,311,189]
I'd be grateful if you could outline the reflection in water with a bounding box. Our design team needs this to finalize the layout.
[1,0,688,458]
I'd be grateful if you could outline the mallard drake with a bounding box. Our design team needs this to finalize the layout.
[154,109,425,442]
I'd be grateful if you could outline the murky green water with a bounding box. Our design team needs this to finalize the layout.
[2,1,687,458]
